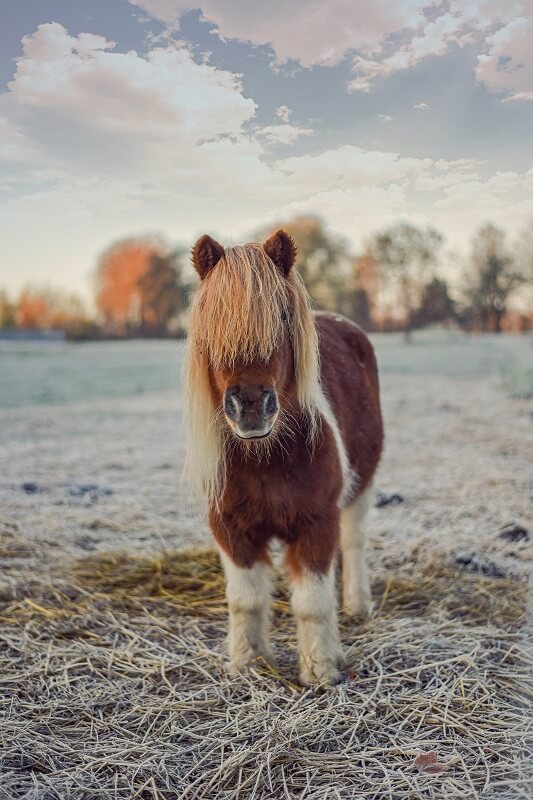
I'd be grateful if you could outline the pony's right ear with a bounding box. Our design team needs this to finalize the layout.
[192,235,225,280]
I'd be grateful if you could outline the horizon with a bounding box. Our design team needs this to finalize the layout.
[1,0,533,301]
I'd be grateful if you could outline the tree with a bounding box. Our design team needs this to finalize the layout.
[412,278,455,328]
[138,248,188,336]
[0,291,16,328]
[17,290,52,329]
[15,287,89,333]
[370,222,444,337]
[95,238,163,333]
[515,220,533,281]
[256,216,352,313]
[513,220,533,323]
[351,249,381,329]
[350,288,373,330]
[464,224,526,333]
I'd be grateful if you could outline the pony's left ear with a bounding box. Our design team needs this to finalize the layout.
[263,230,297,276]
[192,235,225,280]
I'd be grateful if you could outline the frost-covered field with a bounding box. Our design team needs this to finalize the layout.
[0,332,532,799]
[1,333,531,567]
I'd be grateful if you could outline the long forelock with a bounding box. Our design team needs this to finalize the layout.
[184,242,321,504]
[189,244,290,368]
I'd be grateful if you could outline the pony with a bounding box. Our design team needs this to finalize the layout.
[185,230,383,685]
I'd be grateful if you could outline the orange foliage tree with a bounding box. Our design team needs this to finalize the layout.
[16,288,89,331]
[17,291,53,328]
[95,238,163,333]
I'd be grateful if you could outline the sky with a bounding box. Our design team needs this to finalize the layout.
[1,0,533,299]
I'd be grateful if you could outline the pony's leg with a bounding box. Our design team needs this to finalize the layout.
[219,550,273,673]
[340,485,374,617]
[286,531,344,685]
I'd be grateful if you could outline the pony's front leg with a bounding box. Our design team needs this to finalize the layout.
[286,530,344,686]
[218,551,273,673]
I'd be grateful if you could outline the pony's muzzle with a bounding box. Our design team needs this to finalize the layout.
[223,386,279,439]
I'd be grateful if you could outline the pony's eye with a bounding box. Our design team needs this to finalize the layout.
[281,310,289,324]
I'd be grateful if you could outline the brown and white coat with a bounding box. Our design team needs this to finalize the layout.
[185,231,383,684]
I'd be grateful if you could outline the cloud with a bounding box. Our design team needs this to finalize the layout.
[348,7,482,92]
[414,102,430,110]
[128,0,428,66]
[2,22,533,297]
[131,0,533,100]
[0,23,263,290]
[378,113,393,123]
[275,105,291,123]
[256,124,313,145]
[8,23,255,148]
[476,14,533,101]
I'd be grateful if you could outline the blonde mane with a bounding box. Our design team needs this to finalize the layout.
[184,243,320,504]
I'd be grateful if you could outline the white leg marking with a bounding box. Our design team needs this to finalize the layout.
[315,385,357,507]
[219,551,273,673]
[341,485,374,617]
[290,563,344,685]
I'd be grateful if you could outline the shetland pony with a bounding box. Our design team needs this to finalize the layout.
[185,230,383,685]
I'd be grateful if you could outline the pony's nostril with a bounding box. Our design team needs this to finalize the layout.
[263,391,278,417]
[224,391,241,421]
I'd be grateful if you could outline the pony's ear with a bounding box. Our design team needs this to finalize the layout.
[263,229,297,276]
[192,235,225,280]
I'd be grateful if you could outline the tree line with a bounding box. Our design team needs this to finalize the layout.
[1,217,531,339]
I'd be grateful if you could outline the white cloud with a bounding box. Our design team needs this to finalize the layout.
[274,145,429,196]
[256,124,312,145]
[0,23,263,291]
[8,23,255,146]
[414,102,430,110]
[378,113,393,123]
[130,0,533,100]
[275,105,291,123]
[348,7,480,92]
[476,14,533,101]
[2,22,533,298]
[128,0,427,66]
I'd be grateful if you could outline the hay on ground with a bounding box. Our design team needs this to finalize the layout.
[0,547,531,799]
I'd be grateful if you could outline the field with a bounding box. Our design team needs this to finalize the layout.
[0,332,532,799]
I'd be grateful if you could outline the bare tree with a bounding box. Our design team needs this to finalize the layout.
[464,224,527,333]
[412,278,455,328]
[370,222,444,338]
[0,291,16,328]
[256,216,352,313]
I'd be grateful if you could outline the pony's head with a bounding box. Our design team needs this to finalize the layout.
[185,230,320,502]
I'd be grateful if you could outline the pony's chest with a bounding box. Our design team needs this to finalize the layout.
[232,466,303,520]
[223,452,335,529]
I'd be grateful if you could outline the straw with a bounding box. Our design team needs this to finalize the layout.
[0,547,531,798]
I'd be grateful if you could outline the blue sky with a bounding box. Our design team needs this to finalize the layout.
[1,0,532,297]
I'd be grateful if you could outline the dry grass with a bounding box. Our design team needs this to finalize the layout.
[0,547,531,799]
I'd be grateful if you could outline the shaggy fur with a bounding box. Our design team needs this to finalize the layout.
[185,240,320,504]
[184,231,383,683]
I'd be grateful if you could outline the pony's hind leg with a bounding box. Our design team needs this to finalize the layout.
[341,485,374,617]
[219,551,273,673]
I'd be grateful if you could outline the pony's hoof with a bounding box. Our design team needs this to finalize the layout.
[336,649,347,669]
[344,596,374,620]
[299,660,344,687]
[228,648,275,675]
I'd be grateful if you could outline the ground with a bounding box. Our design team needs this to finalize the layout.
[0,334,531,799]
